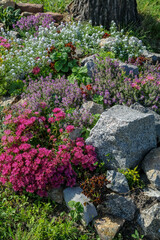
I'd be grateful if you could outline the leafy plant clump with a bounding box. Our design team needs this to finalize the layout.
[119,166,144,190]
[80,174,110,205]
[0,185,97,240]
[0,6,21,30]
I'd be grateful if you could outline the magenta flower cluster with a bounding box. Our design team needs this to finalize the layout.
[0,36,10,49]
[0,106,97,196]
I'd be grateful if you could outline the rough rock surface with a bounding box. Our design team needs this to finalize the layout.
[81,101,104,115]
[137,203,160,239]
[142,148,160,190]
[21,11,34,17]
[143,50,160,64]
[63,187,98,226]
[106,170,130,194]
[86,105,157,170]
[16,3,43,13]
[130,102,160,143]
[0,0,15,8]
[118,61,139,76]
[94,215,125,240]
[81,55,96,78]
[42,12,63,22]
[103,193,136,221]
[48,187,63,204]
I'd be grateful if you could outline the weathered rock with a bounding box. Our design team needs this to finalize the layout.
[9,30,19,38]
[94,215,125,240]
[81,55,96,78]
[0,23,5,30]
[0,0,15,8]
[103,193,136,221]
[41,12,63,22]
[137,203,160,239]
[142,148,160,190]
[106,170,130,194]
[21,11,34,17]
[100,37,117,48]
[143,187,160,200]
[81,101,104,115]
[48,187,63,204]
[0,96,17,107]
[118,61,139,76]
[63,187,98,226]
[86,105,157,170]
[69,128,82,140]
[130,102,160,143]
[143,50,160,64]
[16,3,43,13]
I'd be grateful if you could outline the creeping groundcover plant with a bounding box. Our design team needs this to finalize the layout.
[0,105,97,196]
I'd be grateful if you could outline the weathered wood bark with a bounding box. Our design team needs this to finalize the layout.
[70,0,138,28]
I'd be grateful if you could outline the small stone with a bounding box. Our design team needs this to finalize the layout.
[63,187,98,226]
[21,11,34,17]
[142,50,160,64]
[143,187,160,200]
[94,215,125,240]
[81,55,97,78]
[0,96,17,107]
[81,101,104,115]
[48,187,63,204]
[142,148,160,190]
[106,170,130,194]
[16,3,43,13]
[99,37,116,48]
[37,12,63,22]
[103,193,136,221]
[0,0,15,8]
[137,203,160,239]
[118,61,139,76]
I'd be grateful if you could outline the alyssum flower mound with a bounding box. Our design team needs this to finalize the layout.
[0,106,97,196]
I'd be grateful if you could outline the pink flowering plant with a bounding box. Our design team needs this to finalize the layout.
[0,104,97,196]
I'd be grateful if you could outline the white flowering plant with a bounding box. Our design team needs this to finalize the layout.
[0,21,104,96]
[104,21,146,62]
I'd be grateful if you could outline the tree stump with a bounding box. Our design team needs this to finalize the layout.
[70,0,138,28]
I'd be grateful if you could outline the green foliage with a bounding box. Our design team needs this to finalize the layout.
[131,230,144,240]
[0,6,21,30]
[0,185,98,240]
[118,166,145,190]
[8,79,24,96]
[68,66,91,87]
[49,43,78,74]
[68,201,84,222]
[92,94,104,105]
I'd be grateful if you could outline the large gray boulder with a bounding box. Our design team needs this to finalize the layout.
[63,187,98,226]
[137,203,160,239]
[106,170,130,193]
[103,193,136,221]
[142,148,160,190]
[86,105,157,170]
[130,102,160,143]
